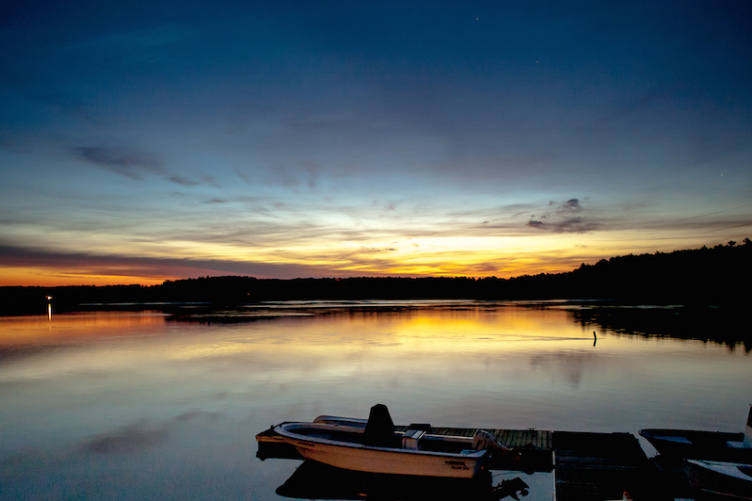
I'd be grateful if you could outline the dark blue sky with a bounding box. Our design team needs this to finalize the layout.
[1,1,751,284]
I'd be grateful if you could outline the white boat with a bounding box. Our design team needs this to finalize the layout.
[639,405,752,463]
[272,404,499,479]
[274,422,488,478]
[685,459,752,499]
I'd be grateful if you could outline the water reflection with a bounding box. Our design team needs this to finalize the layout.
[0,304,750,500]
[275,461,531,501]
[0,310,168,348]
[565,304,752,353]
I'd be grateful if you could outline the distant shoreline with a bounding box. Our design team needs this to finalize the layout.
[2,240,750,315]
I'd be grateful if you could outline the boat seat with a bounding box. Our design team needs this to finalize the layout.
[402,429,426,450]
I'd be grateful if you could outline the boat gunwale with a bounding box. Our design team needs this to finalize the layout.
[274,422,487,459]
[686,459,752,481]
[639,428,745,441]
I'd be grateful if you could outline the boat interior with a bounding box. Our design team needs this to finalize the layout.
[292,423,477,454]
[291,403,481,454]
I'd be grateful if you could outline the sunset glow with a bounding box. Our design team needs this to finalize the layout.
[1,2,750,286]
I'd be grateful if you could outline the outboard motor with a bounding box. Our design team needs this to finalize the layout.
[363,404,396,447]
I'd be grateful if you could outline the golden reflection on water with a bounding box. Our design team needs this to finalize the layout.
[1,305,751,500]
[164,308,599,370]
[0,311,169,347]
[0,306,735,370]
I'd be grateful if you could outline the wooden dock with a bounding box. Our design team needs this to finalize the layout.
[257,425,658,500]
[424,426,553,471]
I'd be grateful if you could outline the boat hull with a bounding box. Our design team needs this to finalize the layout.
[686,459,752,500]
[275,422,487,479]
[639,428,751,463]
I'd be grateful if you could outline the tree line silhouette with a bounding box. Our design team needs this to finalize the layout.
[1,239,750,315]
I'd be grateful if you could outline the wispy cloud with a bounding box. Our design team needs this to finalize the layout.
[168,175,200,187]
[72,146,209,187]
[0,244,370,283]
[527,217,600,233]
[527,198,601,233]
[73,146,165,180]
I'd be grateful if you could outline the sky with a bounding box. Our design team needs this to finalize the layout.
[1,1,751,286]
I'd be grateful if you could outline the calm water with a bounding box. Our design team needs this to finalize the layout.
[1,301,750,500]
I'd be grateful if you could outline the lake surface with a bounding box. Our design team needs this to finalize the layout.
[1,301,750,500]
